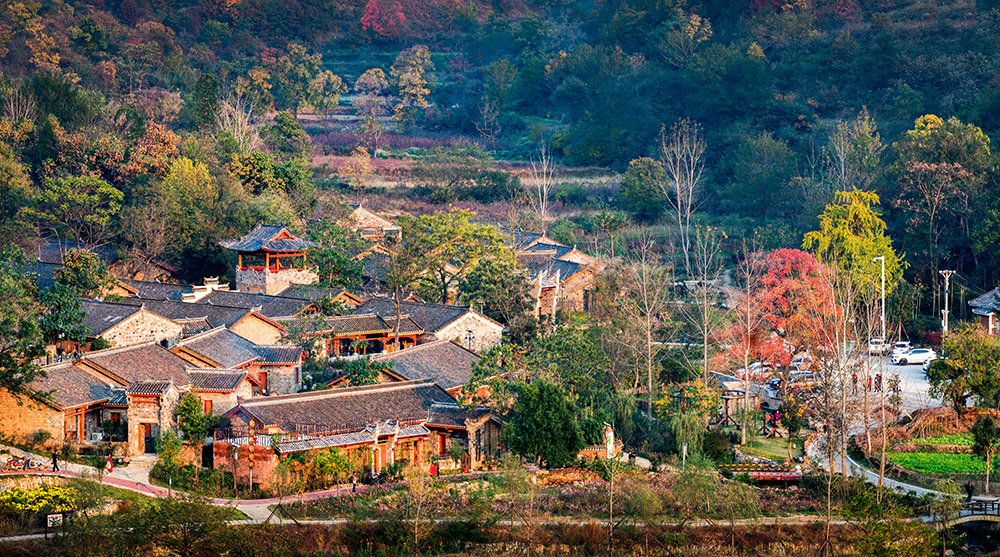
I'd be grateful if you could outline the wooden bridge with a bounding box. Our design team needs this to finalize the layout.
[938,499,1000,528]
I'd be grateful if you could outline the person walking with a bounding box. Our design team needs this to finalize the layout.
[875,373,882,392]
[51,449,59,472]
[351,474,357,493]
[852,372,858,394]
[966,480,975,501]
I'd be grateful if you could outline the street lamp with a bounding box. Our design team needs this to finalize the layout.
[873,256,886,342]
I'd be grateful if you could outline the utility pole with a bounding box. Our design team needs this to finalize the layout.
[940,270,955,335]
[873,256,886,341]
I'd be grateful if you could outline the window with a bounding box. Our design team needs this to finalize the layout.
[110,412,121,423]
[203,399,213,414]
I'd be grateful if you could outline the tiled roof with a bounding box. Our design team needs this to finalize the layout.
[179,328,261,368]
[118,280,192,300]
[253,345,303,364]
[35,363,115,409]
[198,290,313,319]
[525,242,575,259]
[176,317,214,336]
[526,258,583,283]
[350,205,400,234]
[106,389,128,407]
[79,300,143,336]
[82,343,192,385]
[127,380,172,395]
[277,285,361,304]
[188,370,249,392]
[969,288,1000,310]
[427,402,490,428]
[371,340,478,391]
[219,224,314,253]
[117,298,252,329]
[354,298,471,333]
[279,314,422,336]
[236,379,455,432]
[35,239,117,266]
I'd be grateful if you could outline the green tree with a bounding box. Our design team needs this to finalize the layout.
[844,487,938,556]
[0,247,47,400]
[176,392,219,444]
[932,325,1000,410]
[0,143,34,246]
[306,217,368,289]
[780,394,807,460]
[390,45,433,130]
[54,248,116,299]
[262,111,313,161]
[307,70,347,127]
[38,283,88,345]
[399,208,506,304]
[192,73,220,129]
[893,114,992,180]
[457,254,532,325]
[592,210,630,258]
[353,68,389,151]
[803,189,905,297]
[339,358,390,386]
[926,359,972,414]
[504,379,584,468]
[29,176,124,246]
[270,43,323,116]
[973,415,1000,494]
[619,157,666,222]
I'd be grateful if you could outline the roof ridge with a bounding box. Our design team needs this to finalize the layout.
[371,339,451,360]
[365,297,471,311]
[241,378,438,406]
[80,298,145,309]
[178,325,229,344]
[81,339,162,358]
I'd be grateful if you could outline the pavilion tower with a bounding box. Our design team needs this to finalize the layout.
[220,224,319,294]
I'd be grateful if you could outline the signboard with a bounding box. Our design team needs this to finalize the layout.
[47,513,63,528]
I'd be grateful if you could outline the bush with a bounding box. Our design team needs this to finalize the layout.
[29,430,52,446]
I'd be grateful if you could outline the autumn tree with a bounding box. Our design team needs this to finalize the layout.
[659,10,712,67]
[354,68,389,151]
[29,176,124,247]
[592,210,629,258]
[269,43,323,117]
[360,0,405,39]
[54,248,116,299]
[826,108,884,192]
[390,45,433,130]
[307,70,347,126]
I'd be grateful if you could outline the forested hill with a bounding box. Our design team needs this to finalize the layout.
[3,0,1000,291]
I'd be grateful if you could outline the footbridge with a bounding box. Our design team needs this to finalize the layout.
[938,499,1000,528]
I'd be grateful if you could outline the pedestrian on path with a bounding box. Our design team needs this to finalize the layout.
[852,372,858,394]
[875,374,882,392]
[51,449,59,472]
[966,480,975,501]
[351,475,357,493]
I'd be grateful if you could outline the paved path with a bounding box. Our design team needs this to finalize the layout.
[806,432,941,498]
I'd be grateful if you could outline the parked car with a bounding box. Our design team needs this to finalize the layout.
[892,348,936,365]
[736,362,773,381]
[790,356,814,372]
[890,341,912,358]
[868,338,889,355]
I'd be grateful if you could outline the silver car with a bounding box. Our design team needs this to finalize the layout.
[892,348,936,366]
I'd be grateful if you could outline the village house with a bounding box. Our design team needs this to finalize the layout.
[354,298,504,352]
[329,340,480,397]
[214,379,501,486]
[76,300,183,350]
[220,224,319,295]
[970,288,1000,335]
[115,298,288,345]
[517,241,601,317]
[174,327,303,394]
[350,204,402,240]
[278,313,424,358]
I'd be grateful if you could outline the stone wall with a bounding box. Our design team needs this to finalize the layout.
[235,267,318,295]
[436,313,503,352]
[559,269,596,313]
[213,442,279,488]
[192,390,242,416]
[230,316,283,345]
[0,474,67,492]
[126,386,180,457]
[101,310,183,349]
[250,363,300,394]
[0,389,64,446]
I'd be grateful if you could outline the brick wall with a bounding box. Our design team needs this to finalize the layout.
[436,313,503,352]
[101,310,183,349]
[213,442,279,487]
[0,389,64,446]
[559,270,596,313]
[235,267,318,295]
[125,386,180,457]
[250,363,300,394]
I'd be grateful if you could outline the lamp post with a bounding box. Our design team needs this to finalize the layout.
[873,256,886,342]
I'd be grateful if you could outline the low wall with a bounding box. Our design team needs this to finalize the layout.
[0,474,67,492]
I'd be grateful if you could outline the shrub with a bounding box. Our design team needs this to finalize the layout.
[30,429,52,446]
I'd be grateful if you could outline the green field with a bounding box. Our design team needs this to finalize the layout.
[888,452,997,474]
[915,434,973,446]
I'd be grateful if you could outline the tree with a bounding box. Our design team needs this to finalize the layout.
[0,143,33,246]
[931,325,1000,410]
[780,394,807,460]
[973,415,1000,494]
[803,189,904,299]
[683,226,725,381]
[659,11,713,68]
[54,248,116,299]
[926,359,973,414]
[360,0,405,39]
[399,208,506,304]
[353,68,389,151]
[192,73,220,129]
[307,70,346,128]
[175,393,219,468]
[270,43,323,116]
[38,283,88,346]
[658,119,705,275]
[29,176,124,247]
[0,247,47,400]
[619,157,666,222]
[262,111,313,161]
[504,379,584,468]
[592,210,629,258]
[389,45,433,130]
[826,108,885,192]
[306,217,368,288]
[457,255,532,326]
[844,487,938,557]
[338,358,390,386]
[216,93,262,154]
[528,141,554,232]
[404,464,434,550]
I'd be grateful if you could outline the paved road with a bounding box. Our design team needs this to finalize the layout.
[864,354,939,414]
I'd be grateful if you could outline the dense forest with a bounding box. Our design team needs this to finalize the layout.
[3,0,1000,332]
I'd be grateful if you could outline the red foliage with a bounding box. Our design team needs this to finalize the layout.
[361,0,406,39]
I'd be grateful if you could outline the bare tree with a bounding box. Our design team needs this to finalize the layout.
[2,84,35,122]
[658,119,705,276]
[826,107,884,192]
[121,201,174,278]
[618,230,674,422]
[528,141,554,233]
[681,225,726,382]
[216,92,262,154]
[475,98,502,152]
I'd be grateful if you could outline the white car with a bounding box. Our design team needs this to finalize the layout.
[868,338,889,355]
[736,362,773,381]
[890,341,912,358]
[892,348,936,365]
[790,356,814,372]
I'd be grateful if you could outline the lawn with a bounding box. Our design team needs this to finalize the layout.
[888,452,997,474]
[741,435,805,462]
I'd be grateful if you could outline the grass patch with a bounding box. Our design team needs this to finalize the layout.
[888,452,996,474]
[914,433,973,446]
[742,435,805,462]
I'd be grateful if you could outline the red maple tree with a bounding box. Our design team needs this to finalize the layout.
[361,0,406,39]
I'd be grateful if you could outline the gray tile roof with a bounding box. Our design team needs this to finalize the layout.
[176,317,214,336]
[198,290,313,318]
[969,288,1000,310]
[525,242,575,259]
[179,328,261,368]
[106,389,128,407]
[127,380,172,395]
[188,370,249,392]
[526,258,583,283]
[35,363,114,409]
[253,345,303,364]
[277,284,349,301]
[371,340,478,391]
[427,402,489,428]
[219,224,315,253]
[83,343,192,385]
[118,280,192,300]
[117,298,253,329]
[35,239,117,266]
[354,298,472,333]
[278,314,422,336]
[235,380,455,432]
[79,300,143,336]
